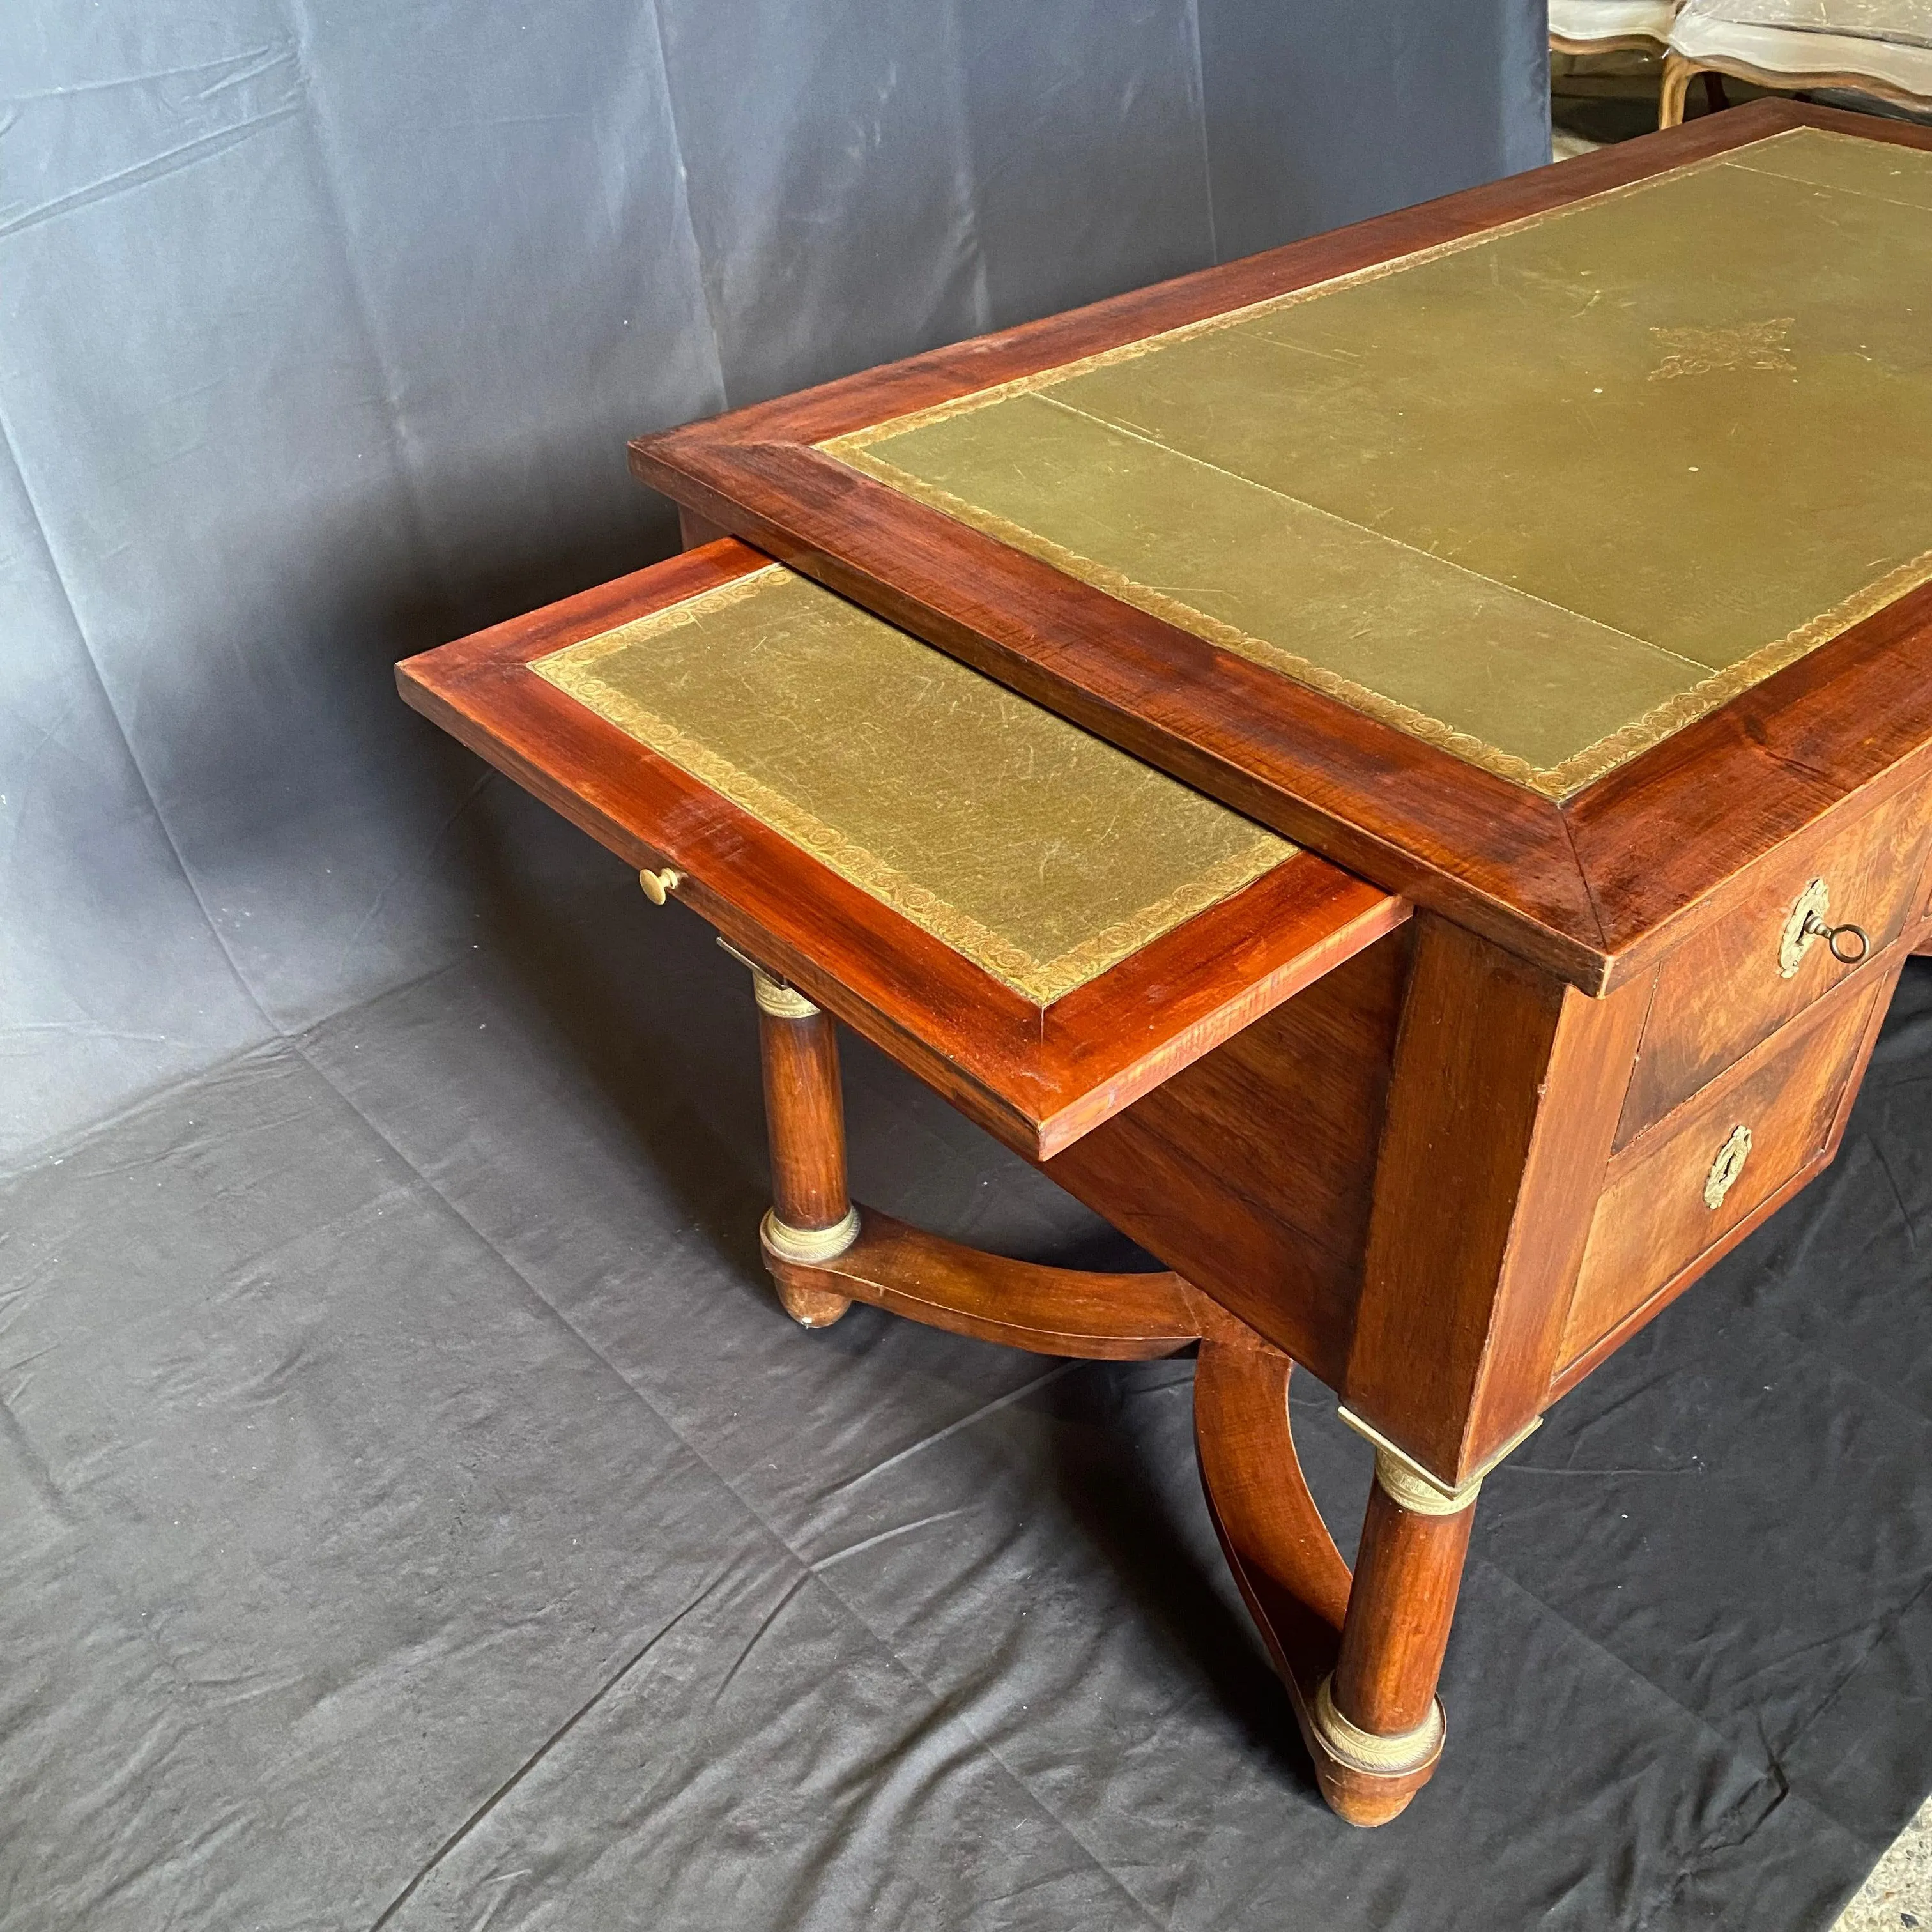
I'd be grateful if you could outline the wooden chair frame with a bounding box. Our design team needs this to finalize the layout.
[1551,32,1671,59]
[1662,47,1931,127]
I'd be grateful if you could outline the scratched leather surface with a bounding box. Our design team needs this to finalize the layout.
[535,567,1291,1004]
[835,128,1932,798]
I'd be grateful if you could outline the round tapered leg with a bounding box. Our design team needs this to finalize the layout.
[1307,1449,1478,1823]
[1193,1346,1481,1827]
[750,967,855,1326]
[734,953,1209,1354]
[1332,1478,1474,1737]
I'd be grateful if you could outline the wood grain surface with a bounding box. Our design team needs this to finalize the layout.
[1344,917,1653,1484]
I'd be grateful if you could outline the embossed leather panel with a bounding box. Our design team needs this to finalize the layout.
[535,565,1293,1004]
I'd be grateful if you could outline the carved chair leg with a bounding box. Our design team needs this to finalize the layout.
[1659,52,1696,129]
[749,965,858,1328]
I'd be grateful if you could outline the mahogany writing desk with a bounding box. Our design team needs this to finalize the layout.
[401,102,1932,1826]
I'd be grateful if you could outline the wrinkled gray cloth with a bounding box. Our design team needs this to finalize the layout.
[0,0,1548,1170]
[3,862,1930,1928]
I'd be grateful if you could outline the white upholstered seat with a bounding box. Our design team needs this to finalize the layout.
[1551,0,1682,51]
[1663,0,1932,122]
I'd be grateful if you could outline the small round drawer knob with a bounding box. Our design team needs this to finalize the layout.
[1778,878,1869,977]
[638,866,682,905]
[1703,1124,1752,1210]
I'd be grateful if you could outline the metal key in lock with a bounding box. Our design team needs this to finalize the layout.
[1777,877,1870,978]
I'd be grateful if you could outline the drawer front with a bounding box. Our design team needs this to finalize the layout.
[1616,785,1932,1149]
[1563,969,1892,1371]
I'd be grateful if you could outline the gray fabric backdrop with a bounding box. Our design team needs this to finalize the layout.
[0,0,1549,1171]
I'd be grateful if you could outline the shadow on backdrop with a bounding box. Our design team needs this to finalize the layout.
[0,0,1549,1168]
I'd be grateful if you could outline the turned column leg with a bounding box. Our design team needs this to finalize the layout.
[728,947,1209,1355]
[1309,1445,1479,1824]
[747,964,858,1327]
[1191,1335,1501,1826]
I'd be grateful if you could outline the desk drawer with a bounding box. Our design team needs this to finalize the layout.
[397,539,1404,1159]
[1616,786,1931,1148]
[1563,964,1894,1374]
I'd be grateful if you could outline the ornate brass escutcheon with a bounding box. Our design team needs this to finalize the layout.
[1704,1124,1752,1210]
[1778,877,1870,977]
[1779,879,1831,977]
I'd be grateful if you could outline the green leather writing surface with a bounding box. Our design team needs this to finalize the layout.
[829,128,1932,797]
[534,566,1292,1004]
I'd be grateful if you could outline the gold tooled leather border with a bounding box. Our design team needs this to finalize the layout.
[834,450,1932,801]
[532,569,1292,1006]
[832,448,1558,793]
[824,139,1807,461]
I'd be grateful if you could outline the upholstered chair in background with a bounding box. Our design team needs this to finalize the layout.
[1551,3,1736,125]
[1551,0,1682,58]
[1662,0,1932,124]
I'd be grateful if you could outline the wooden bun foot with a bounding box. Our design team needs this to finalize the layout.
[770,1268,854,1328]
[1307,1676,1446,1825]
[760,1206,859,1327]
[1313,1748,1441,1827]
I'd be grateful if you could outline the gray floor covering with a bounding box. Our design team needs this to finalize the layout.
[4,826,1931,1930]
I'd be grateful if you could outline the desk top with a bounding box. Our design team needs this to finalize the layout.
[831,126,1932,801]
[636,103,1932,992]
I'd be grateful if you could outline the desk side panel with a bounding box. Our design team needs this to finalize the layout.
[1043,923,1413,1386]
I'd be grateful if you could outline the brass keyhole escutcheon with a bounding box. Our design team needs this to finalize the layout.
[1778,878,1870,978]
[1704,1124,1752,1210]
[638,866,682,905]
[1779,879,1830,977]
